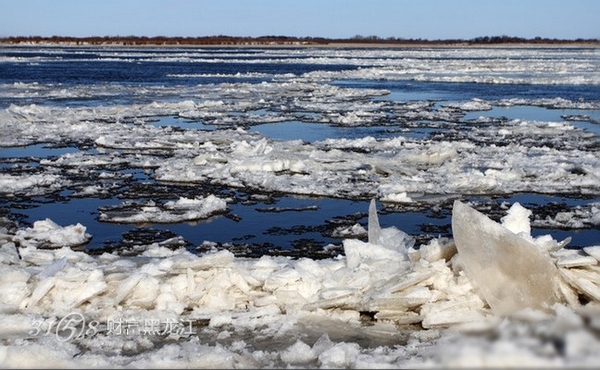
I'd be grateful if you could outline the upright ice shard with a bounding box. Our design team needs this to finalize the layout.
[368,199,382,244]
[452,200,560,316]
[367,199,414,253]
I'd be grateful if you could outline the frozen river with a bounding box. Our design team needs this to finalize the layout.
[0,45,599,367]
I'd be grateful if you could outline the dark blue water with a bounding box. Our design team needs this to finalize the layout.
[10,188,598,250]
[0,47,356,88]
[3,46,599,106]
[1,60,356,86]
[334,80,600,103]
[0,47,359,108]
[0,145,79,158]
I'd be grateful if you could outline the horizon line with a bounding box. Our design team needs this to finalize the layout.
[2,35,599,47]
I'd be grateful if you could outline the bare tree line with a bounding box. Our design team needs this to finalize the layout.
[1,35,597,46]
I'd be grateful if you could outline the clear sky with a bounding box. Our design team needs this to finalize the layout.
[1,0,598,40]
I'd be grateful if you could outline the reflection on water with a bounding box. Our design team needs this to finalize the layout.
[0,144,79,158]
[251,120,436,142]
[464,105,600,134]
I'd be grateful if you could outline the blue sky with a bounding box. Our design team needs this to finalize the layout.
[1,0,598,40]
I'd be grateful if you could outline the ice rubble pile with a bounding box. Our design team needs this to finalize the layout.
[1,200,600,366]
[1,201,599,326]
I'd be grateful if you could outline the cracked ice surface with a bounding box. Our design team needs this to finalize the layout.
[1,101,598,201]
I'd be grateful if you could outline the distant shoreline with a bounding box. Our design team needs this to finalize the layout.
[1,35,599,48]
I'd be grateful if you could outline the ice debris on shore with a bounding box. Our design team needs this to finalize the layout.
[1,200,600,367]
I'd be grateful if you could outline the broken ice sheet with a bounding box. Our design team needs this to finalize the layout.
[452,200,561,316]
[98,195,227,224]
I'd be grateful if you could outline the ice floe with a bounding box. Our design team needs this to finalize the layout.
[98,195,228,224]
[532,202,600,229]
[12,218,91,249]
[2,93,597,201]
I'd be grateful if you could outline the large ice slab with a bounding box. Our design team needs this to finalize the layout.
[13,218,91,249]
[452,200,561,315]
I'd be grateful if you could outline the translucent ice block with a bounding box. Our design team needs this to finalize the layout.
[452,200,560,315]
